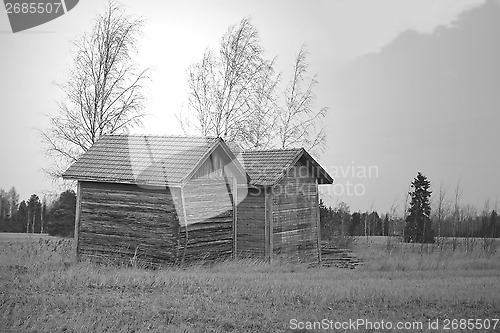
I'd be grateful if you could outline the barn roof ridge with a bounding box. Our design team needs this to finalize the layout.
[241,147,304,153]
[100,134,219,139]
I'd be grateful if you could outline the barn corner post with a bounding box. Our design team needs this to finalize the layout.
[315,179,322,266]
[180,185,189,265]
[264,186,274,263]
[73,181,82,262]
[232,177,238,260]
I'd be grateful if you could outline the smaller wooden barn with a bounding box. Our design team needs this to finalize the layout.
[235,148,333,263]
[63,135,247,265]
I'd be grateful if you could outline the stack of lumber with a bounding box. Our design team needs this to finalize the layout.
[321,245,362,269]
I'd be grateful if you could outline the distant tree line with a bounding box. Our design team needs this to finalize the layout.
[320,172,500,242]
[320,201,500,240]
[0,187,76,237]
[429,205,500,238]
[319,200,389,239]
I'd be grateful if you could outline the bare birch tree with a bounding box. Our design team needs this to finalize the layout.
[42,2,148,176]
[181,18,327,154]
[277,46,327,154]
[453,179,462,238]
[181,18,279,149]
[435,183,447,238]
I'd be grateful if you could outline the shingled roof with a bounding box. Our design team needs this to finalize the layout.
[63,135,333,187]
[63,135,243,186]
[236,148,333,186]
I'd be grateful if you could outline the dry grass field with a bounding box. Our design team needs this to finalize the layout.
[1,234,499,333]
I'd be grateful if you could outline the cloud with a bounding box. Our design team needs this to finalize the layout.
[331,0,500,209]
[319,0,486,60]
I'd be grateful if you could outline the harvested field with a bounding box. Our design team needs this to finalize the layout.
[0,233,499,332]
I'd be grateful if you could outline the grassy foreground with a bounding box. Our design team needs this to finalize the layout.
[0,236,499,333]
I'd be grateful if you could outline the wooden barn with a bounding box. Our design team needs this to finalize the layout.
[235,149,333,263]
[63,135,333,265]
[63,135,248,265]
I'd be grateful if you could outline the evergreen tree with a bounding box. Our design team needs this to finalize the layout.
[369,212,382,236]
[0,187,23,232]
[382,214,390,236]
[45,190,76,237]
[480,214,489,237]
[404,172,434,243]
[349,212,361,236]
[489,210,499,238]
[27,194,42,233]
[16,201,28,232]
[319,199,336,240]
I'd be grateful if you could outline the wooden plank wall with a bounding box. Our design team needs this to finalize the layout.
[272,162,319,263]
[178,178,234,262]
[78,182,180,265]
[236,187,266,258]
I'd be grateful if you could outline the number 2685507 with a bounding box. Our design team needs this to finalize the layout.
[5,2,63,14]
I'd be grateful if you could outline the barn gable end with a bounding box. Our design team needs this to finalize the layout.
[272,158,321,262]
[236,149,333,263]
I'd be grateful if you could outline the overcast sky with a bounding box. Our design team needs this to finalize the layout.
[1,0,498,213]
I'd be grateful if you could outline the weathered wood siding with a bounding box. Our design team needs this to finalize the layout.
[272,161,319,263]
[236,187,266,258]
[178,178,234,262]
[78,178,236,265]
[78,181,181,265]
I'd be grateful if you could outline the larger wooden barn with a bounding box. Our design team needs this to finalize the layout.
[63,135,248,265]
[63,135,333,265]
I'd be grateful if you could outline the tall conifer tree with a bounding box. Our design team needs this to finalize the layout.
[404,172,434,243]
